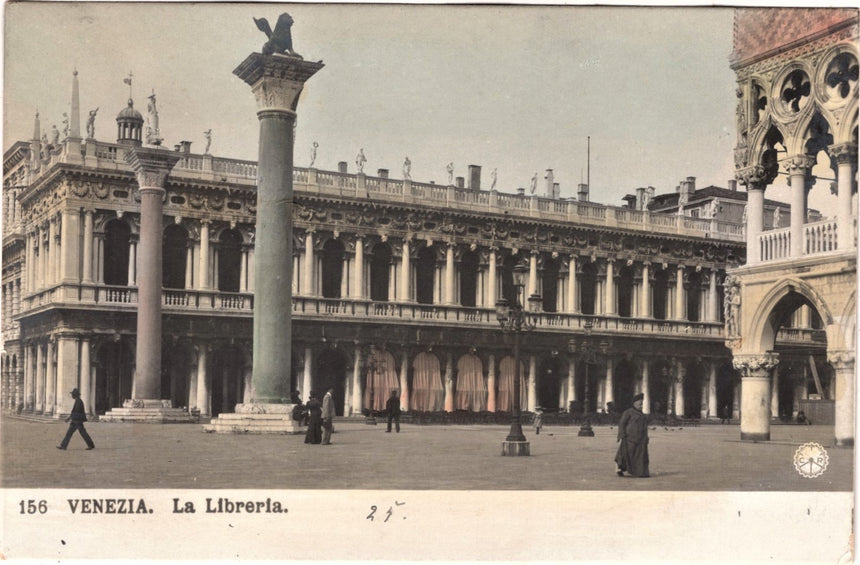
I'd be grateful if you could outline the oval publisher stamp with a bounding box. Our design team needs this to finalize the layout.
[793,442,829,478]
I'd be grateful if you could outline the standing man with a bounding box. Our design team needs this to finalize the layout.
[321,387,336,445]
[57,388,95,451]
[386,390,401,433]
[614,392,649,477]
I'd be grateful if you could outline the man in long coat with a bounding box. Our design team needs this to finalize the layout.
[57,388,95,450]
[614,392,649,477]
[321,387,336,445]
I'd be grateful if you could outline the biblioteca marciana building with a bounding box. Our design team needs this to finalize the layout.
[2,8,856,445]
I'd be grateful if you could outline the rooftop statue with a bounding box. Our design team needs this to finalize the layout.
[254,13,302,58]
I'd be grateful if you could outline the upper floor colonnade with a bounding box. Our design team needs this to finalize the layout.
[18,205,732,324]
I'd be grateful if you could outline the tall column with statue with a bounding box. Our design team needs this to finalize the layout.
[206,13,323,432]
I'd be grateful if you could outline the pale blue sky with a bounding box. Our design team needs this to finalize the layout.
[2,3,843,215]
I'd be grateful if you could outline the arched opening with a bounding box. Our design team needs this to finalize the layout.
[415,245,436,304]
[541,256,559,313]
[685,268,703,322]
[652,267,669,320]
[682,360,706,418]
[498,355,527,412]
[649,360,673,416]
[455,354,486,411]
[320,239,345,299]
[161,340,190,410]
[315,347,348,416]
[369,243,391,302]
[459,249,479,307]
[218,229,243,293]
[573,357,603,414]
[104,220,131,286]
[364,348,398,413]
[94,339,134,414]
[617,265,635,318]
[613,358,638,412]
[716,362,738,420]
[578,262,598,315]
[210,345,245,417]
[500,252,526,305]
[162,224,188,290]
[538,355,562,411]
[411,352,444,411]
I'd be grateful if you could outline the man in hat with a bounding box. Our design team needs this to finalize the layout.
[321,387,336,445]
[614,392,649,477]
[385,390,401,433]
[57,388,95,450]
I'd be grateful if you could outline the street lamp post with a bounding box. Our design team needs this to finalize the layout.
[496,262,541,456]
[577,320,597,437]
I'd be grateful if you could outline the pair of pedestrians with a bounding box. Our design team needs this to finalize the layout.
[305,388,336,445]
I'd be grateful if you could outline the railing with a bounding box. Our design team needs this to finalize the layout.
[34,139,746,242]
[759,228,791,261]
[775,327,827,344]
[805,219,838,255]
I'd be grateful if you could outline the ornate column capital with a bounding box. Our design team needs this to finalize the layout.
[735,165,771,190]
[781,154,816,175]
[827,142,858,165]
[125,147,180,190]
[234,53,324,115]
[827,350,855,371]
[732,353,779,378]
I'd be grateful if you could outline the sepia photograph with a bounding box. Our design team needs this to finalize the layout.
[1,2,856,562]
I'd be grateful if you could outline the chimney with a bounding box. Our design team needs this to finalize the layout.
[577,183,589,202]
[180,141,192,154]
[516,187,526,196]
[728,179,737,191]
[338,161,348,174]
[545,169,554,197]
[377,168,389,179]
[468,165,481,190]
[456,176,465,189]
[552,182,560,200]
[684,176,696,196]
[635,187,645,210]
[174,144,181,152]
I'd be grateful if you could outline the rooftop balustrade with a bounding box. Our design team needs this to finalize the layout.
[23,139,747,242]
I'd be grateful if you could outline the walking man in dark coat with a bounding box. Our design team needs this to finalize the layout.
[57,388,95,450]
[385,390,401,433]
[614,392,649,477]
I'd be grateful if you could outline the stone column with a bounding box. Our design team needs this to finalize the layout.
[128,236,139,286]
[707,269,718,322]
[641,360,650,414]
[302,347,313,398]
[444,352,454,412]
[56,337,79,417]
[195,343,209,416]
[487,353,497,412]
[675,359,685,417]
[399,239,411,302]
[23,344,33,411]
[604,358,614,407]
[828,143,857,251]
[605,258,616,315]
[527,354,537,412]
[234,51,323,410]
[783,155,814,258]
[125,147,179,402]
[528,251,538,300]
[35,342,44,413]
[707,361,717,420]
[24,232,33,294]
[44,339,55,416]
[60,209,81,283]
[399,350,409,411]
[487,248,497,307]
[46,217,57,287]
[352,237,364,299]
[829,350,855,447]
[674,266,685,321]
[445,243,455,305]
[737,166,770,265]
[199,221,211,290]
[82,210,94,284]
[733,353,779,441]
[567,255,577,313]
[95,233,105,284]
[351,345,363,416]
[302,230,315,296]
[770,366,780,420]
[567,360,576,409]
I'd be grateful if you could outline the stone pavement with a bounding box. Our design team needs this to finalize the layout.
[1,416,852,490]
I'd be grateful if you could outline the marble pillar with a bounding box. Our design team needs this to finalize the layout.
[829,351,855,447]
[734,353,778,441]
[829,143,857,251]
[784,155,814,258]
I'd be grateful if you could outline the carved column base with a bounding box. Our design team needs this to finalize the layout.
[501,440,530,456]
[203,403,302,434]
[101,398,195,423]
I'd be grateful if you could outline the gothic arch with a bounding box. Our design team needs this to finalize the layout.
[747,277,835,354]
